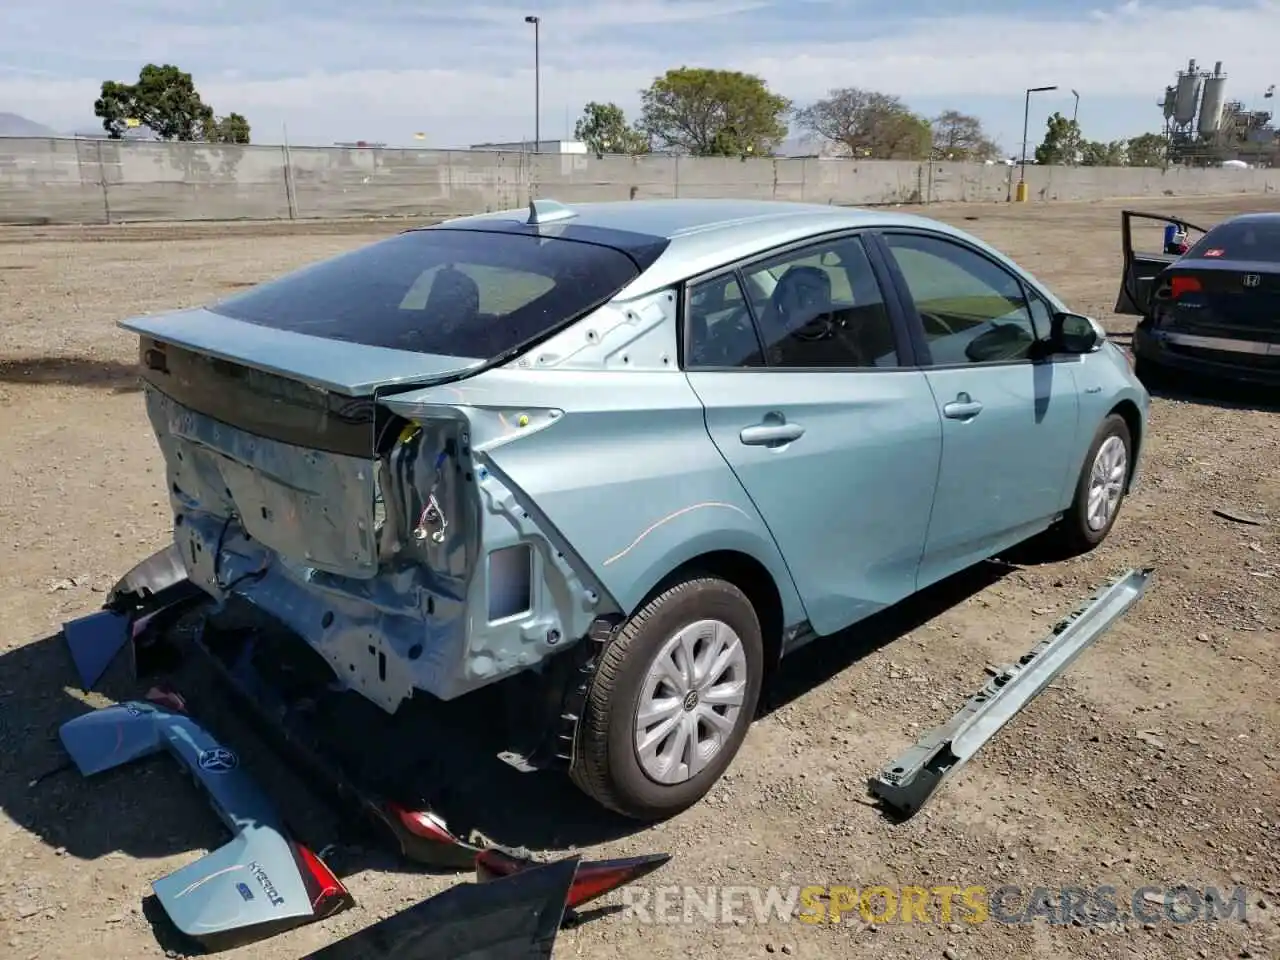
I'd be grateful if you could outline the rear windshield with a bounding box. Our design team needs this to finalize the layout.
[210,228,643,358]
[1186,219,1280,263]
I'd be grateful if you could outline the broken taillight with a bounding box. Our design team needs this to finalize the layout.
[389,802,463,846]
[1169,275,1203,299]
[292,843,354,918]
[475,848,671,910]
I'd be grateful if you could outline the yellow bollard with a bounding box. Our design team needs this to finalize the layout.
[1014,180,1029,202]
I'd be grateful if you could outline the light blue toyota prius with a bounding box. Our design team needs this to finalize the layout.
[118,198,1150,821]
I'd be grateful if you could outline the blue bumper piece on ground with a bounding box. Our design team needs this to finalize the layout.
[61,543,203,691]
[59,700,353,951]
[62,610,132,692]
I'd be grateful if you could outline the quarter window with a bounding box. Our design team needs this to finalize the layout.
[686,274,764,368]
[741,236,899,368]
[884,233,1039,365]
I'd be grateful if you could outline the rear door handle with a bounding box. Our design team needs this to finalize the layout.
[740,423,805,446]
[942,397,983,420]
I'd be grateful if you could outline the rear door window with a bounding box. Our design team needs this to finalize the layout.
[742,235,900,368]
[210,228,646,358]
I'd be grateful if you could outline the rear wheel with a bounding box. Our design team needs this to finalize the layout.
[570,576,763,820]
[1039,413,1133,558]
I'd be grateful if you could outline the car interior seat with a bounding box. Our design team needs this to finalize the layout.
[770,266,832,335]
[763,265,840,364]
[426,265,481,326]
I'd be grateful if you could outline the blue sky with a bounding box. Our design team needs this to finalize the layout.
[1,0,1278,153]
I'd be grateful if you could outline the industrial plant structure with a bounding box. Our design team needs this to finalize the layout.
[1160,59,1277,166]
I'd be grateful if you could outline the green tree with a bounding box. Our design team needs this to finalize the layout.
[1079,139,1127,166]
[1126,132,1168,167]
[204,112,251,144]
[93,64,250,143]
[573,101,649,155]
[930,109,1000,161]
[1033,111,1082,165]
[639,67,790,157]
[793,88,931,160]
[93,80,138,140]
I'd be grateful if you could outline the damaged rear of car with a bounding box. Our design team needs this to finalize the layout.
[127,220,667,716]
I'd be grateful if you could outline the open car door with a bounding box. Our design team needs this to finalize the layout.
[1115,210,1207,316]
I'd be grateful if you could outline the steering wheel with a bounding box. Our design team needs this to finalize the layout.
[919,310,957,336]
[792,312,838,341]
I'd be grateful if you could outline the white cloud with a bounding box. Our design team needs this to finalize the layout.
[1,0,1277,147]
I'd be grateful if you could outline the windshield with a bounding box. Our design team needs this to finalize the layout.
[210,228,645,358]
[1185,219,1280,264]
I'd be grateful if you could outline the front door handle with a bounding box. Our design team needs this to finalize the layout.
[740,423,805,446]
[942,395,984,420]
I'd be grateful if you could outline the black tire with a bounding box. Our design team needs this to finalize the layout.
[1040,413,1133,558]
[569,576,764,820]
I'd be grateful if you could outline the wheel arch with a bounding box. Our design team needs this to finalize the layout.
[632,547,795,685]
[1107,397,1144,488]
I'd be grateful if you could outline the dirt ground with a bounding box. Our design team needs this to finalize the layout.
[0,196,1277,960]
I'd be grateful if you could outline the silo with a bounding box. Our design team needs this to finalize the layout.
[1162,86,1177,120]
[1198,62,1227,136]
[1173,58,1202,126]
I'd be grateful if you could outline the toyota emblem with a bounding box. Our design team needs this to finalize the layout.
[197,747,239,773]
[1243,274,1261,287]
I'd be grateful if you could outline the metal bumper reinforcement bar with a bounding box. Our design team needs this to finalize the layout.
[867,567,1154,817]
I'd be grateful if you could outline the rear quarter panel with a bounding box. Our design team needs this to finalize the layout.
[383,366,808,630]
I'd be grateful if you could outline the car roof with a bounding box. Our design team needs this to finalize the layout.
[447,198,884,238]
[1222,211,1280,224]
[438,199,1002,299]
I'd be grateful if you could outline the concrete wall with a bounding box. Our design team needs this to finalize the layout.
[2,136,1279,225]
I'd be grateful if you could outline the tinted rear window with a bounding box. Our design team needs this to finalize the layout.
[1186,219,1280,263]
[210,229,643,357]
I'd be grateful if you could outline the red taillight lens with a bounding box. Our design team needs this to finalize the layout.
[1170,275,1202,299]
[390,802,462,845]
[293,843,354,917]
[475,848,671,910]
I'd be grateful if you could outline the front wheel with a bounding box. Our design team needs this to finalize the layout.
[569,576,764,820]
[1042,413,1133,558]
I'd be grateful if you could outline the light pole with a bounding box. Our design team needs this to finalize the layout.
[524,15,540,153]
[1018,84,1057,201]
[1070,89,1080,166]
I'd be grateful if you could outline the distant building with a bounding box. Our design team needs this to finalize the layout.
[334,141,388,148]
[469,139,588,154]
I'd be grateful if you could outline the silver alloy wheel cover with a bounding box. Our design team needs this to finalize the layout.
[1086,434,1128,532]
[633,618,749,785]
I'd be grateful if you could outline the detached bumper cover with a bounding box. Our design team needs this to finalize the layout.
[306,856,577,960]
[59,701,352,949]
[307,851,671,960]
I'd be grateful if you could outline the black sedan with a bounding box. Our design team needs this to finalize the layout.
[1116,210,1280,389]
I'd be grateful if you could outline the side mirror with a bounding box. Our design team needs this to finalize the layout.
[1050,312,1103,354]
